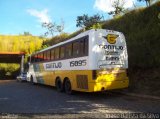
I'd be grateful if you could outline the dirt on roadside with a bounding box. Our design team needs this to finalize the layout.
[128,68,160,97]
[0,79,15,84]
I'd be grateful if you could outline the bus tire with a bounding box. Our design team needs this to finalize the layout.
[55,78,63,92]
[19,78,22,82]
[64,79,73,94]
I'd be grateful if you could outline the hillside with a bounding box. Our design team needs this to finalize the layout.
[0,35,44,54]
[101,2,160,96]
[102,2,160,69]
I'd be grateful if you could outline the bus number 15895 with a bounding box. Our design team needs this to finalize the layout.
[70,60,87,67]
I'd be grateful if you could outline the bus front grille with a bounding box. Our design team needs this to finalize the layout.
[76,75,88,90]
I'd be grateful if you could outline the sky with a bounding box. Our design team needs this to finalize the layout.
[0,0,145,37]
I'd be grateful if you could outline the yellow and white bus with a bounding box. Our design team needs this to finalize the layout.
[27,29,129,94]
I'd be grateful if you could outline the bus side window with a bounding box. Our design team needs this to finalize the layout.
[39,53,43,62]
[27,57,31,63]
[37,54,40,62]
[33,55,36,62]
[39,53,43,61]
[43,52,46,61]
[79,39,84,56]
[31,56,34,63]
[41,52,44,61]
[47,50,51,61]
[55,47,60,60]
[33,56,35,62]
[34,55,37,62]
[84,37,88,55]
[51,49,54,60]
[65,43,72,58]
[60,46,65,59]
[34,55,38,62]
[73,41,79,57]
[44,51,47,61]
[31,56,32,63]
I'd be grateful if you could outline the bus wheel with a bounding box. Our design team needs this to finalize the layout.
[64,79,72,94]
[55,78,63,92]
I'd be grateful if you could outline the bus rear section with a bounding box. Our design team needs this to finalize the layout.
[88,29,129,92]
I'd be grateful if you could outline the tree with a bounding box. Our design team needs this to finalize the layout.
[76,14,103,30]
[23,32,32,36]
[137,0,156,7]
[56,19,64,34]
[108,0,126,17]
[42,20,65,37]
[42,22,56,37]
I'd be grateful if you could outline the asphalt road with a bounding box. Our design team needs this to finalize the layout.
[0,80,160,118]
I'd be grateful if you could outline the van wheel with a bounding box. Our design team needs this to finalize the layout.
[55,78,63,92]
[19,78,22,82]
[64,79,72,94]
[30,76,35,85]
[16,79,19,82]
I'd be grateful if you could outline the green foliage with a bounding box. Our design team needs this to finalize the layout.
[0,35,45,78]
[43,33,69,46]
[102,1,160,94]
[90,23,102,29]
[108,0,126,17]
[0,63,20,78]
[102,2,160,68]
[41,44,49,50]
[66,29,83,40]
[43,30,86,46]
[76,14,103,30]
[158,12,160,26]
[42,20,64,37]
[137,0,156,6]
[0,35,44,54]
[23,31,32,36]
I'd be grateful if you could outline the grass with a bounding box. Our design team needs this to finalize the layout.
[102,2,160,68]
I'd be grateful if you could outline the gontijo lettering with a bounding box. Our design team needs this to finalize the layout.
[46,62,62,69]
[99,44,123,50]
